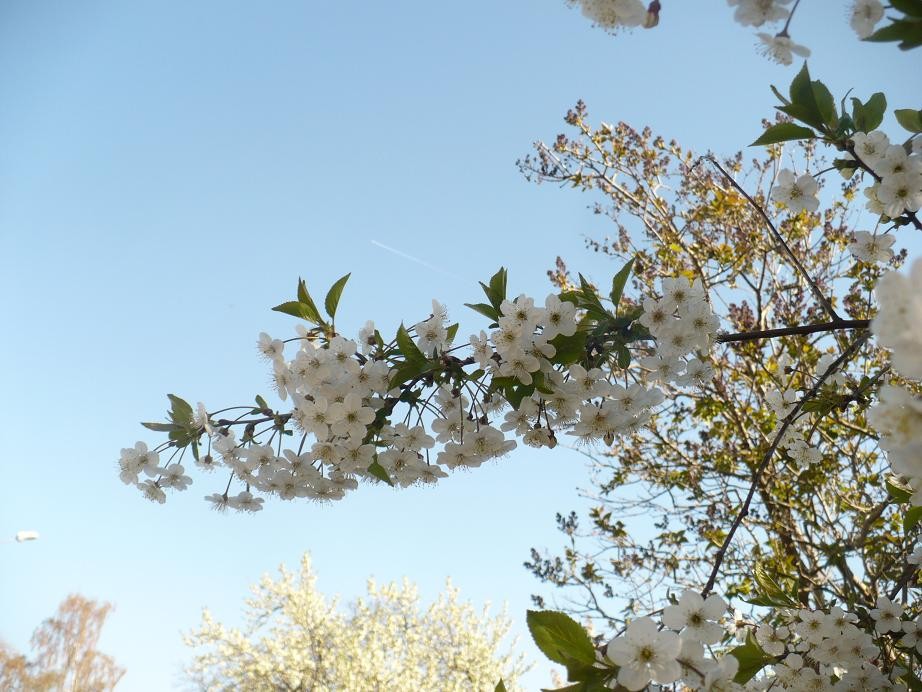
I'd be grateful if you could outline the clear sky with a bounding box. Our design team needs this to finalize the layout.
[1,1,919,689]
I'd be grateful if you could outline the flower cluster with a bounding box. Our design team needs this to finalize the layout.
[872,259,922,380]
[636,276,719,387]
[565,0,653,33]
[599,593,912,691]
[118,272,719,511]
[603,591,730,691]
[853,131,922,220]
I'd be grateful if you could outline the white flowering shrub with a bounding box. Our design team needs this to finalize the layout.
[183,554,529,691]
[116,6,922,691]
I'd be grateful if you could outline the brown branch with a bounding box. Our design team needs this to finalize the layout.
[717,320,870,343]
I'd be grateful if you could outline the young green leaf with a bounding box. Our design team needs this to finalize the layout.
[167,394,194,425]
[851,92,887,132]
[609,257,635,309]
[296,279,324,324]
[905,506,922,532]
[465,302,500,322]
[866,18,922,49]
[272,301,314,321]
[396,324,426,365]
[141,421,180,432]
[729,633,776,684]
[367,459,395,486]
[887,477,913,503]
[895,108,922,133]
[526,610,597,668]
[750,122,816,146]
[488,267,508,308]
[324,273,351,320]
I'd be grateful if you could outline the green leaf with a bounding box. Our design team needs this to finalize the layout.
[505,383,536,410]
[895,108,922,133]
[609,257,635,310]
[296,279,324,324]
[324,273,351,320]
[810,79,838,129]
[465,302,500,322]
[445,323,459,346]
[388,361,427,389]
[367,459,394,486]
[494,681,507,692]
[851,92,887,132]
[255,395,269,410]
[488,267,508,308]
[167,394,194,425]
[891,0,922,18]
[729,633,776,684]
[783,64,837,131]
[615,344,631,369]
[141,421,180,432]
[550,331,588,366]
[865,18,922,49]
[396,323,426,365]
[526,610,597,668]
[750,122,817,147]
[752,563,799,608]
[273,297,324,325]
[558,290,582,305]
[905,506,922,532]
[532,371,555,395]
[887,477,913,503]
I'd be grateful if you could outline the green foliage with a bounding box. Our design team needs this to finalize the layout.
[367,459,395,487]
[728,633,776,684]
[750,122,816,146]
[895,108,922,132]
[743,564,799,609]
[527,610,612,689]
[324,272,351,320]
[526,610,596,668]
[395,323,426,365]
[866,2,922,50]
[850,92,887,132]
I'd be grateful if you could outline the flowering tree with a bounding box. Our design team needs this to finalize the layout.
[183,554,528,691]
[116,3,922,690]
[0,594,125,691]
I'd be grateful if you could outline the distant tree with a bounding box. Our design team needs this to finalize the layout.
[183,553,529,691]
[0,594,125,691]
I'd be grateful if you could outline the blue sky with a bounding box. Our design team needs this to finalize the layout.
[1,1,919,689]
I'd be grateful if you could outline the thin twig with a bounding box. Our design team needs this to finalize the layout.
[704,155,841,322]
[701,334,868,597]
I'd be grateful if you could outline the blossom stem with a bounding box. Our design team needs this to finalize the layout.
[780,0,802,35]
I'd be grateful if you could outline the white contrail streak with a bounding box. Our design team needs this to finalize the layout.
[370,239,461,279]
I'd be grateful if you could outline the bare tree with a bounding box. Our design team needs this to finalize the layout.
[1,594,125,691]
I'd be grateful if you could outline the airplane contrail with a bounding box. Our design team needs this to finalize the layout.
[370,239,461,279]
